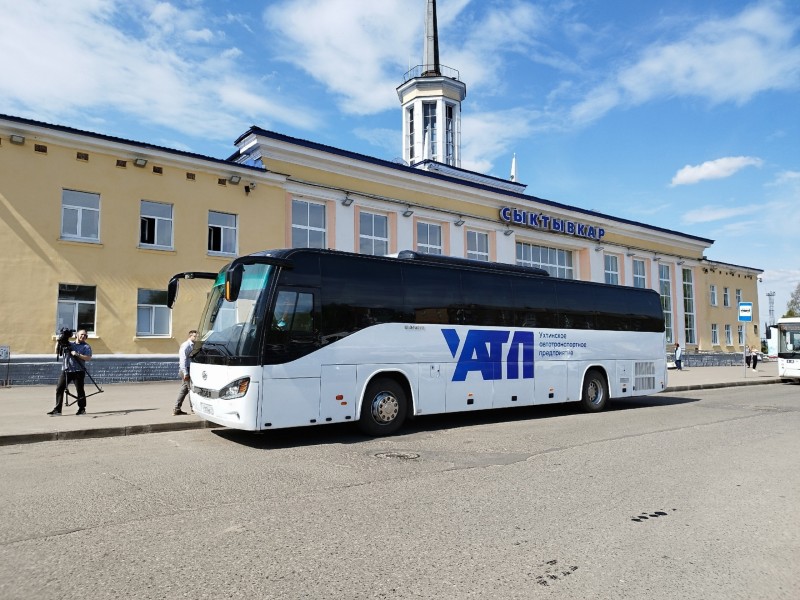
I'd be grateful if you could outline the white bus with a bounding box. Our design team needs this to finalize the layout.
[168,248,667,436]
[769,317,800,383]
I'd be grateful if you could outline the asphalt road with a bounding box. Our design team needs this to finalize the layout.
[1,384,798,600]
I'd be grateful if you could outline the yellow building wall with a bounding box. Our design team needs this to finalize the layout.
[0,136,285,355]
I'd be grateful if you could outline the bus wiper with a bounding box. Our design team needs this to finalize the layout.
[200,341,232,357]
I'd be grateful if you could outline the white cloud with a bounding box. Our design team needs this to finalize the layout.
[0,0,320,143]
[670,156,763,186]
[570,3,800,125]
[460,107,541,174]
[680,202,761,224]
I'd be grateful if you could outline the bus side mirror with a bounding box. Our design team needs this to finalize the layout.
[765,325,771,340]
[225,264,243,302]
[167,276,179,309]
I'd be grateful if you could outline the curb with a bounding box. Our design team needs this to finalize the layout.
[665,378,783,393]
[1,379,786,447]
[0,419,220,447]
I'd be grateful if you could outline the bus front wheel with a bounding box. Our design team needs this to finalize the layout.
[358,377,408,436]
[580,369,608,412]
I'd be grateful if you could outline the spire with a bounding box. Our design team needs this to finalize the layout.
[510,153,517,182]
[422,0,440,76]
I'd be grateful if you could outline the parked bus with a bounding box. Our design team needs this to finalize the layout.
[768,317,800,383]
[168,248,667,436]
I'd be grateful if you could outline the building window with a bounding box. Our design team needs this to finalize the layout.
[208,211,237,254]
[633,259,646,288]
[604,255,619,285]
[139,200,173,249]
[516,242,574,278]
[711,324,719,345]
[136,289,170,336]
[659,264,673,344]
[725,324,732,345]
[445,104,455,165]
[291,199,326,248]
[423,102,437,160]
[737,324,744,345]
[407,106,415,162]
[723,287,730,307]
[57,284,96,334]
[682,268,696,345]
[710,284,717,306]
[359,211,389,256]
[466,230,489,261]
[61,190,99,241]
[416,222,442,255]
[735,288,742,305]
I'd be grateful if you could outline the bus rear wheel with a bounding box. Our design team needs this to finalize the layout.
[358,377,408,436]
[580,369,608,412]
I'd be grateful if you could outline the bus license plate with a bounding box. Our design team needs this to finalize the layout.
[200,402,214,415]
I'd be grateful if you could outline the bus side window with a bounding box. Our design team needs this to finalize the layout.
[272,290,315,333]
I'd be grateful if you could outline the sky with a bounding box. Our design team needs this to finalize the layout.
[1,0,798,326]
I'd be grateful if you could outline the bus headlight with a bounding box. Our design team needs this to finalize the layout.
[219,377,250,400]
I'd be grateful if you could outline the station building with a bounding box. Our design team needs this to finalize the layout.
[0,2,761,380]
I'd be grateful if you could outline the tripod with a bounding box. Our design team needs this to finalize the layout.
[57,343,104,406]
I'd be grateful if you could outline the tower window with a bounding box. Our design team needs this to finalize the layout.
[423,102,437,161]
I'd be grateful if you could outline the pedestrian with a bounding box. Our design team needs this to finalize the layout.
[674,342,682,371]
[48,329,92,416]
[174,329,197,415]
[745,344,751,368]
[751,346,759,371]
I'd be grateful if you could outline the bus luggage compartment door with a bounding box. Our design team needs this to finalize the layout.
[320,364,357,423]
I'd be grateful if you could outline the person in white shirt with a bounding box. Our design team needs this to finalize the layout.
[174,330,197,415]
[674,342,683,371]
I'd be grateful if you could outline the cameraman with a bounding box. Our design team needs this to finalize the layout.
[48,329,93,416]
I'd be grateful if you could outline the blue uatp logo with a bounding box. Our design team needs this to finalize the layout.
[442,329,535,382]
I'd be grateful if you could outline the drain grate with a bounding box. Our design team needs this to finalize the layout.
[374,451,420,460]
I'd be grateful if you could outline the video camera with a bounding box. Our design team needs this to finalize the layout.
[56,327,75,358]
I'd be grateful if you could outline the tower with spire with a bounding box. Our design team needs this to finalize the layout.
[397,0,467,168]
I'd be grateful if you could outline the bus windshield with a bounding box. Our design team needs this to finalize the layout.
[778,321,800,357]
[195,263,273,361]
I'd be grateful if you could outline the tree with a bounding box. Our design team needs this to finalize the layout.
[786,282,800,318]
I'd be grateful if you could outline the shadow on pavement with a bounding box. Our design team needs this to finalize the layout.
[212,395,699,450]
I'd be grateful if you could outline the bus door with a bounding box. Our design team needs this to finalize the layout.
[260,287,323,428]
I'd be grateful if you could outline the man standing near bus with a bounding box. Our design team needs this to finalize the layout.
[174,330,197,415]
[674,342,683,371]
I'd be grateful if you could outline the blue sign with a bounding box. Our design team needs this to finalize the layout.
[499,207,605,240]
[443,329,535,381]
[738,302,753,322]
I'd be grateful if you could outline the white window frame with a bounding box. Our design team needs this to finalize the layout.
[723,287,730,307]
[659,264,673,344]
[444,103,455,165]
[291,199,326,249]
[725,324,732,345]
[136,289,171,337]
[633,259,646,288]
[208,211,238,255]
[516,242,574,279]
[416,221,442,255]
[711,324,719,345]
[466,230,489,261]
[359,211,389,256]
[682,268,696,345]
[737,324,744,345]
[423,102,437,161]
[710,284,718,306]
[56,284,96,334]
[735,289,742,305]
[139,200,173,249]
[406,106,415,163]
[61,189,100,242]
[604,255,619,285]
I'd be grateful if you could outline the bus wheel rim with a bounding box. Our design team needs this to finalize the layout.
[588,380,602,405]
[371,392,399,423]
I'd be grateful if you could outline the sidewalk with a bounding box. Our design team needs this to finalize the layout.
[0,361,783,446]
